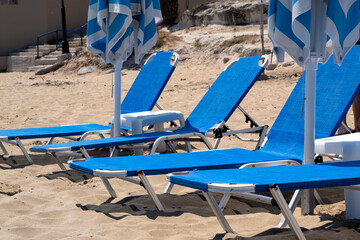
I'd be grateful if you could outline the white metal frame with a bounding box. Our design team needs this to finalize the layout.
[72,162,166,210]
[165,164,360,239]
[0,134,101,165]
[200,181,307,239]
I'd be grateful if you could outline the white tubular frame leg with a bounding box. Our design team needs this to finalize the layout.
[218,194,231,211]
[52,153,67,171]
[269,184,306,240]
[0,141,9,155]
[214,160,300,209]
[137,170,164,211]
[100,177,118,198]
[255,125,269,150]
[163,182,174,194]
[46,137,55,145]
[278,189,303,228]
[202,191,236,234]
[164,171,190,194]
[213,138,221,149]
[15,137,33,164]
[80,147,91,159]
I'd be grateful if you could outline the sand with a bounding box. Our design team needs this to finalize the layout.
[1,24,360,239]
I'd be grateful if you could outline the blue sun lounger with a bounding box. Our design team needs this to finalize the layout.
[31,55,269,159]
[0,52,178,164]
[67,46,360,209]
[169,160,360,239]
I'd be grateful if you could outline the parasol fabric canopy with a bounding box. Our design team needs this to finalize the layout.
[268,0,359,66]
[268,0,359,214]
[86,0,162,137]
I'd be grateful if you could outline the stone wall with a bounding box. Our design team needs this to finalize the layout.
[181,0,268,27]
[0,0,88,71]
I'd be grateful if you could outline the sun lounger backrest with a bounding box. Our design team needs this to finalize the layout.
[184,55,265,133]
[261,45,360,160]
[121,52,176,114]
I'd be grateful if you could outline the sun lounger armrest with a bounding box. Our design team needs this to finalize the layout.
[145,52,179,67]
[79,129,124,141]
[223,55,269,72]
[166,171,190,181]
[240,160,300,168]
[93,169,128,177]
[207,183,255,193]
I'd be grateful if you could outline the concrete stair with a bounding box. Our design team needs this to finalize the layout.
[7,38,80,72]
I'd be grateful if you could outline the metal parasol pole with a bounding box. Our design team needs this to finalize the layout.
[301,0,327,215]
[61,0,70,54]
[258,0,265,55]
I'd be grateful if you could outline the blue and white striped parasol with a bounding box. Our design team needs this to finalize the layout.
[268,0,359,165]
[87,0,162,137]
[268,0,359,217]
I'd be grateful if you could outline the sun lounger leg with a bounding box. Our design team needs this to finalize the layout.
[218,194,231,211]
[15,137,33,164]
[46,137,55,145]
[0,142,9,155]
[100,177,117,198]
[213,138,221,149]
[51,153,67,171]
[278,189,303,228]
[255,125,268,150]
[163,182,174,194]
[269,185,305,240]
[185,142,192,152]
[137,170,164,211]
[203,191,236,234]
[80,147,91,159]
[165,142,177,153]
[314,189,324,205]
[109,147,116,157]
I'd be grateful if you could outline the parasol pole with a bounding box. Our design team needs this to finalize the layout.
[112,61,123,138]
[301,0,326,215]
[258,0,265,55]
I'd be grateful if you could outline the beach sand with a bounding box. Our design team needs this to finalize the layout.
[1,24,360,239]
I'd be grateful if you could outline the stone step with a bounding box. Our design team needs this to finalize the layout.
[10,51,38,56]
[57,47,77,54]
[35,58,59,65]
[28,45,57,51]
[7,55,36,72]
[43,54,60,59]
[7,43,75,72]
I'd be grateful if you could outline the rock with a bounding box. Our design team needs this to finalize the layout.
[35,62,65,75]
[181,0,268,27]
[77,66,98,75]
[0,182,21,196]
